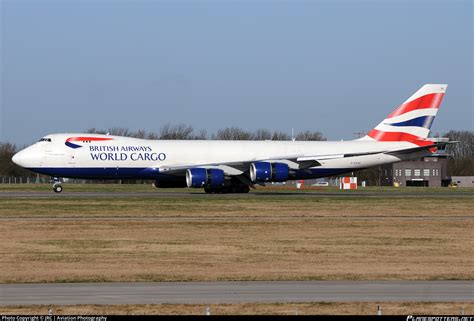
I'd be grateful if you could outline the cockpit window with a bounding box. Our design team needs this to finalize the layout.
[39,138,52,142]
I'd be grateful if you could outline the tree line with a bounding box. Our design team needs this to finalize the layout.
[85,124,326,141]
[0,143,32,177]
[444,130,474,176]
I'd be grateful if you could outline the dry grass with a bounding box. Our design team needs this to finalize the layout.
[1,195,473,217]
[1,189,472,283]
[1,302,472,315]
[1,216,472,283]
[1,183,473,193]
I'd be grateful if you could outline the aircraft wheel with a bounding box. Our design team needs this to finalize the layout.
[53,185,63,193]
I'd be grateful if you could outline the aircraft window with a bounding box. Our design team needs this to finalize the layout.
[38,138,52,142]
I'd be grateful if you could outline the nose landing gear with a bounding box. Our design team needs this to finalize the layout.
[51,177,63,193]
[53,183,63,193]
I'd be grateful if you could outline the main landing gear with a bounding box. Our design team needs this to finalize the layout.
[51,177,63,193]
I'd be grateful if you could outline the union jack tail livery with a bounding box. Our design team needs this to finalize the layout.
[361,84,447,142]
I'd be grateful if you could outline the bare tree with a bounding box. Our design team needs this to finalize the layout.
[85,125,199,140]
[159,123,199,140]
[444,130,474,176]
[85,125,328,142]
[212,127,254,140]
[355,167,381,186]
[107,127,130,137]
[0,143,33,176]
[271,131,291,141]
[295,130,326,141]
[86,127,161,139]
[146,132,160,140]
[86,127,132,136]
[445,130,474,159]
[253,129,273,140]
[194,128,208,140]
[133,129,147,139]
[86,128,107,135]
[448,157,474,176]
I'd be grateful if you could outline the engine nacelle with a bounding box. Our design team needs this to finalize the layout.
[186,168,225,188]
[250,162,289,183]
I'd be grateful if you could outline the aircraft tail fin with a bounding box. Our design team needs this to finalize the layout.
[359,84,447,142]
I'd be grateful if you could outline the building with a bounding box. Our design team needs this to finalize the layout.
[394,155,449,187]
[380,153,449,187]
[378,138,454,188]
[450,176,474,187]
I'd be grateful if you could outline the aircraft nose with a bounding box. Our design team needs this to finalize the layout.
[12,151,22,166]
[12,149,34,168]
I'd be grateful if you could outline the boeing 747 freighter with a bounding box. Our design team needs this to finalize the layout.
[12,84,449,193]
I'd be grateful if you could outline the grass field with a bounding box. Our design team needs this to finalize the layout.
[1,184,473,283]
[1,182,473,193]
[1,302,472,315]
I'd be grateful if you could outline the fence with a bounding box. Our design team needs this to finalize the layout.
[0,176,45,184]
[0,176,151,185]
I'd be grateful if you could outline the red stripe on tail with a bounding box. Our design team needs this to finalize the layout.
[367,129,435,149]
[367,129,423,141]
[387,93,444,118]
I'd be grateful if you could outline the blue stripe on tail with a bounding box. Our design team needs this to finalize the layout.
[385,116,435,129]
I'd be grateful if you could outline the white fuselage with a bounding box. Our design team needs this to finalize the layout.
[13,133,425,181]
[10,84,447,192]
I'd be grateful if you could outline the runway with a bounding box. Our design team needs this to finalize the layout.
[1,281,472,305]
[1,190,473,198]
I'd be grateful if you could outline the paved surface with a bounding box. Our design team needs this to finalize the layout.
[1,191,473,198]
[1,281,472,305]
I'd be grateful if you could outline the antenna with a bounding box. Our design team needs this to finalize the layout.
[291,128,295,141]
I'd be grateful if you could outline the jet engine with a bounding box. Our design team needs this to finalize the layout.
[186,168,225,188]
[250,162,289,183]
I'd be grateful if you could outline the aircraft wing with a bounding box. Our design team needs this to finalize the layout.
[158,155,301,176]
[295,151,385,166]
[157,151,388,177]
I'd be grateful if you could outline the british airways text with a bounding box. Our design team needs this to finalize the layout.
[89,146,166,161]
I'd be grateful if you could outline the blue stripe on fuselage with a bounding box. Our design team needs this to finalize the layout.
[27,167,157,179]
[27,167,356,181]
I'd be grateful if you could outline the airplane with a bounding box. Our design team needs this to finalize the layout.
[12,84,449,193]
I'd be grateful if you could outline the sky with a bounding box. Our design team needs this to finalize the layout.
[1,0,472,146]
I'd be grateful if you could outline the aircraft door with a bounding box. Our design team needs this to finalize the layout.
[68,150,76,167]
